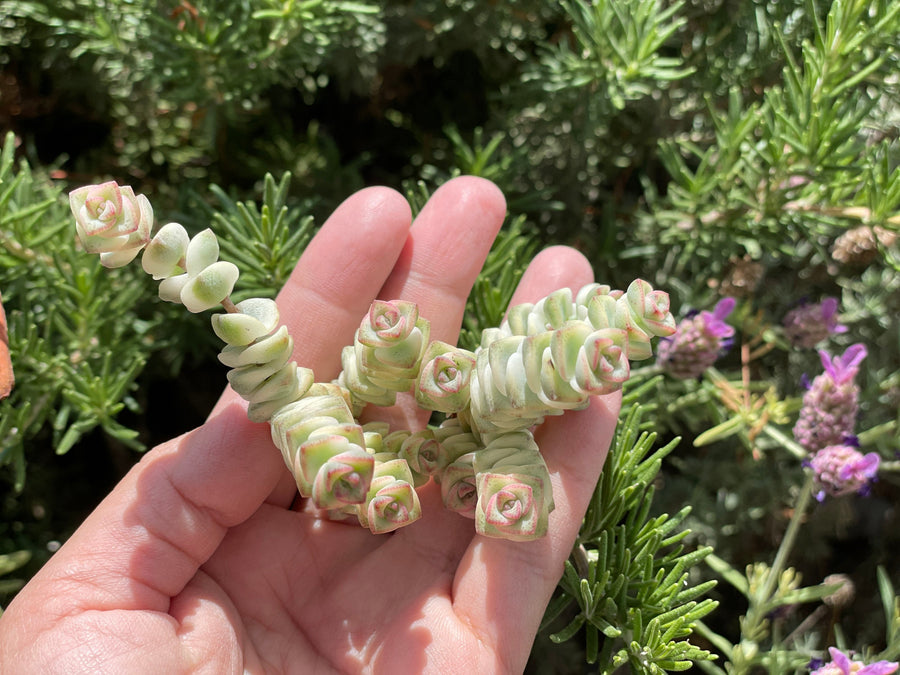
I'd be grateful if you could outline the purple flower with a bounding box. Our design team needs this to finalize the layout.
[783,298,847,348]
[793,344,867,453]
[809,444,880,500]
[810,647,898,675]
[656,298,736,379]
[819,343,867,384]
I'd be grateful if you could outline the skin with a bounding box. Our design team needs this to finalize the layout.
[0,176,620,674]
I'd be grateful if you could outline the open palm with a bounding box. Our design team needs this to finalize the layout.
[0,177,620,674]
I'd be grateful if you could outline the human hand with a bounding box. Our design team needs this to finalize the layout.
[0,177,620,674]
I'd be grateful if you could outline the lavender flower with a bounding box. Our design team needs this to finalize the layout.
[783,298,847,348]
[793,344,867,453]
[809,443,880,500]
[656,298,736,379]
[810,647,898,675]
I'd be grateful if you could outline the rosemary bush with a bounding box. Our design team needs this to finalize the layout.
[1,0,899,672]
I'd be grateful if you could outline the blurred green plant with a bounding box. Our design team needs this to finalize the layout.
[0,550,30,614]
[0,0,383,183]
[204,171,316,302]
[642,0,900,287]
[0,132,152,489]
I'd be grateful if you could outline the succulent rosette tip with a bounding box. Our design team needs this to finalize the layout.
[69,181,154,268]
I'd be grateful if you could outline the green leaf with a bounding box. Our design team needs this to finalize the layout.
[705,553,750,597]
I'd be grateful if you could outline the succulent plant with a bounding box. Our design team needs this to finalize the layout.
[70,181,153,268]
[69,181,676,541]
[473,430,553,540]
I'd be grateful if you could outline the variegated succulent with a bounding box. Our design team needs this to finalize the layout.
[70,181,676,541]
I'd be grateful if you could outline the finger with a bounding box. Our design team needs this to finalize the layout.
[212,186,414,502]
[370,176,506,433]
[450,246,622,672]
[11,188,414,617]
[214,184,413,417]
[277,186,413,378]
[378,175,506,347]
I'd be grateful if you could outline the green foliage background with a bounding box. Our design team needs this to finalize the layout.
[1,0,899,671]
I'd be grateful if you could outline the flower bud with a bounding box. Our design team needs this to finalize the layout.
[822,573,855,609]
[809,443,880,500]
[69,181,153,267]
[831,225,897,268]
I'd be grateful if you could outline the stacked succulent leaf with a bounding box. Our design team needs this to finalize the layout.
[71,181,676,541]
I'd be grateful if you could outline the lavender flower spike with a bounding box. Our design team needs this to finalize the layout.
[810,647,898,675]
[809,444,880,500]
[793,343,867,453]
[783,297,847,348]
[656,297,736,379]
